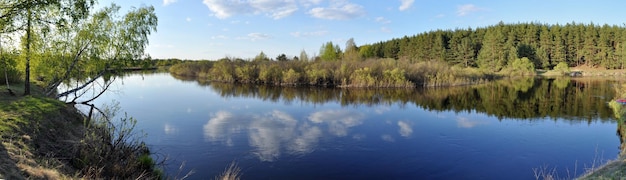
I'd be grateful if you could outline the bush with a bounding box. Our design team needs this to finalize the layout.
[282,68,301,85]
[553,62,570,75]
[505,57,535,76]
[0,56,22,83]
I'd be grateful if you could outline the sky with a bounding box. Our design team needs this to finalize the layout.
[98,0,626,60]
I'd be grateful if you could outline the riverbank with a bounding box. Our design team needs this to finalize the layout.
[578,84,626,179]
[0,82,161,179]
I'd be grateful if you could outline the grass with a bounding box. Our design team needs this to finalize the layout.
[1,82,81,179]
[215,161,242,180]
[0,81,162,179]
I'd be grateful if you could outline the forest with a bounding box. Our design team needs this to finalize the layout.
[365,21,626,70]
[170,22,626,87]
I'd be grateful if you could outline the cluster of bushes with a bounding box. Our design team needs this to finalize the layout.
[169,58,496,87]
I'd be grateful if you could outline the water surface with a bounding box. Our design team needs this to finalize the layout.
[88,73,622,179]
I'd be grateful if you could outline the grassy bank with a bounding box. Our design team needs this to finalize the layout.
[0,83,161,179]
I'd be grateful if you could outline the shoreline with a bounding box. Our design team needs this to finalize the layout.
[0,83,161,179]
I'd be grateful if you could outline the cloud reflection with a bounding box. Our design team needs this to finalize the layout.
[164,123,178,135]
[456,116,487,128]
[397,120,413,137]
[381,134,395,142]
[248,111,298,161]
[203,110,333,161]
[203,111,243,144]
[308,110,365,136]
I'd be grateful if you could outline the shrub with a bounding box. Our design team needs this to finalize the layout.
[553,62,570,75]
[0,56,22,83]
[505,57,535,76]
[282,68,301,85]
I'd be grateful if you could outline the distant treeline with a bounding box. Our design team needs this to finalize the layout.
[363,22,626,70]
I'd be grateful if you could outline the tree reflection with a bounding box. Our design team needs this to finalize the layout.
[175,75,625,122]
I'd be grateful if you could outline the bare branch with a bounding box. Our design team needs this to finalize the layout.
[56,68,107,98]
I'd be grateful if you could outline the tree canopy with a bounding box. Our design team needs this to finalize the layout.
[364,22,626,70]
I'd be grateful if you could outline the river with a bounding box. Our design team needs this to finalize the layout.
[84,72,622,179]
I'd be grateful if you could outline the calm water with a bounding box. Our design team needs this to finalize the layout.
[85,72,622,179]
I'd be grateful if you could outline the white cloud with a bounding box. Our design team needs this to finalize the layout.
[300,0,323,7]
[163,0,177,6]
[308,1,365,20]
[202,0,298,19]
[457,4,483,16]
[308,109,364,136]
[245,33,271,41]
[398,0,414,11]
[397,121,412,137]
[375,16,391,24]
[203,0,253,19]
[186,17,192,22]
[381,27,391,33]
[290,30,329,37]
[251,0,299,19]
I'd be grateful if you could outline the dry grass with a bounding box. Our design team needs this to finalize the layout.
[215,161,242,180]
[1,81,161,179]
[0,95,82,179]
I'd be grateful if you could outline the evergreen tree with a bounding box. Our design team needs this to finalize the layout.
[477,27,507,71]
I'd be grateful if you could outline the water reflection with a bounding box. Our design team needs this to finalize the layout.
[95,73,625,179]
[397,121,413,137]
[308,110,365,137]
[202,109,368,161]
[456,116,488,128]
[174,76,621,122]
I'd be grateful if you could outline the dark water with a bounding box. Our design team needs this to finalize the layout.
[87,73,623,179]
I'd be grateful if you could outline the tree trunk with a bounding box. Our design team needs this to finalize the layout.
[23,5,32,96]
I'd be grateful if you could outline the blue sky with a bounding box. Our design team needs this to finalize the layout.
[99,0,626,60]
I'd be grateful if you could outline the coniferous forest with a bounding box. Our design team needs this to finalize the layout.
[363,22,626,70]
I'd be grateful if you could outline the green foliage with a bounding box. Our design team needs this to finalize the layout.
[348,67,376,87]
[1,53,21,83]
[76,103,161,179]
[554,77,570,89]
[320,41,341,62]
[235,63,258,83]
[381,68,413,88]
[282,68,301,85]
[503,57,536,76]
[168,57,494,88]
[276,53,288,61]
[209,59,235,82]
[305,63,332,85]
[258,63,282,84]
[553,62,571,75]
[254,51,270,62]
[299,50,309,62]
[362,22,626,71]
